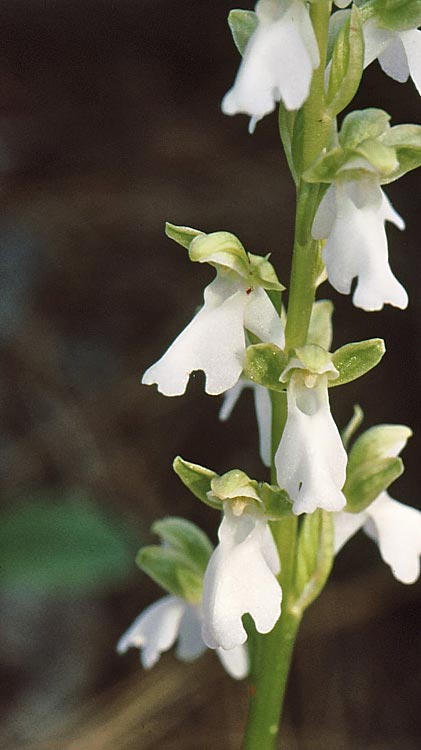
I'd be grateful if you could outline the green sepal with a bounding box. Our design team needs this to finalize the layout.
[243,343,288,393]
[152,517,213,574]
[248,253,286,292]
[173,456,219,509]
[209,470,261,507]
[189,231,251,278]
[341,404,364,450]
[303,147,347,183]
[290,344,337,380]
[326,6,364,118]
[228,9,258,55]
[381,124,421,184]
[307,300,334,351]
[292,510,334,615]
[344,423,412,512]
[339,108,391,150]
[371,0,421,31]
[330,338,385,387]
[353,138,399,177]
[259,483,293,519]
[165,222,204,249]
[137,545,203,604]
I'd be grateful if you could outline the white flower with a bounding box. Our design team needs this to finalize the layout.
[201,503,282,650]
[363,18,421,95]
[275,370,347,515]
[222,0,320,132]
[142,272,284,397]
[219,380,272,467]
[117,594,249,680]
[312,177,407,311]
[334,491,421,584]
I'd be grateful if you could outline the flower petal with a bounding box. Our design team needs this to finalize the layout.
[334,510,366,554]
[364,493,421,584]
[175,605,207,661]
[216,644,249,680]
[243,286,285,348]
[117,595,186,669]
[275,375,347,514]
[378,34,409,83]
[201,507,282,650]
[142,275,247,396]
[401,29,421,95]
[363,19,395,69]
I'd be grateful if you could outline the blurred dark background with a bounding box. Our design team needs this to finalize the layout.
[0,1,419,748]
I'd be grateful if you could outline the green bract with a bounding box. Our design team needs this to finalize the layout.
[228,9,258,55]
[304,109,421,185]
[137,516,213,604]
[344,424,412,512]
[326,7,364,118]
[292,510,334,616]
[341,404,364,449]
[166,223,284,291]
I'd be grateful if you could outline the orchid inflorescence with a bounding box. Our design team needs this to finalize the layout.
[119,0,421,744]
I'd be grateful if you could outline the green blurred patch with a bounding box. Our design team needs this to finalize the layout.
[0,492,136,594]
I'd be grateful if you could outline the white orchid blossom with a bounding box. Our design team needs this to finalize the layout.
[334,492,421,584]
[201,502,282,651]
[142,271,284,397]
[275,354,347,515]
[220,380,272,467]
[312,177,407,311]
[222,0,320,132]
[363,17,421,95]
[117,594,249,680]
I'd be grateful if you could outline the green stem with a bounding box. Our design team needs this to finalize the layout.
[242,4,333,748]
[243,607,301,750]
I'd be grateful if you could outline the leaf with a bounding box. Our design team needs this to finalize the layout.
[330,338,385,387]
[152,517,213,574]
[227,9,258,56]
[0,495,134,594]
[292,510,334,615]
[326,7,364,117]
[173,456,220,508]
[243,343,287,393]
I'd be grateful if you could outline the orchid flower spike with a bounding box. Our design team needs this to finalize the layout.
[222,0,320,132]
[363,17,421,96]
[275,345,347,515]
[335,426,421,584]
[312,176,407,311]
[201,501,282,651]
[142,230,285,396]
[117,594,249,680]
